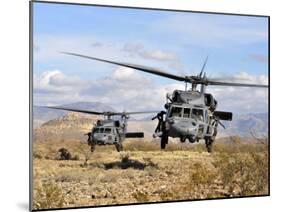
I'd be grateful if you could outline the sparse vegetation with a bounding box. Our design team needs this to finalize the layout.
[77,142,93,166]
[33,181,66,210]
[120,152,130,163]
[213,150,268,196]
[33,137,269,210]
[58,148,72,160]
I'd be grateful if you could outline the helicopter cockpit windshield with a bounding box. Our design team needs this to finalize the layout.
[169,106,191,118]
[169,106,182,117]
[169,106,204,122]
[191,108,204,121]
[183,108,191,118]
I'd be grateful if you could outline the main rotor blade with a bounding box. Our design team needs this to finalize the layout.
[61,52,191,82]
[46,106,105,115]
[61,52,268,88]
[119,111,159,115]
[47,106,158,116]
[207,80,268,88]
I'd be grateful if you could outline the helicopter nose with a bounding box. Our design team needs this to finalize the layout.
[169,120,198,136]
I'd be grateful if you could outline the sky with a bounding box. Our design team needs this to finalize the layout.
[33,2,269,114]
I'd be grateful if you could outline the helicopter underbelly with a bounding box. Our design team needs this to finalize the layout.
[168,123,196,138]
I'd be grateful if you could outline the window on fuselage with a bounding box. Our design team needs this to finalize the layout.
[169,106,182,117]
[104,128,111,133]
[191,108,204,121]
[183,108,190,118]
[99,128,104,133]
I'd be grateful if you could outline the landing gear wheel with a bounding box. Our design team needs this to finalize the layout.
[115,143,123,152]
[180,136,186,143]
[161,132,168,149]
[205,139,213,153]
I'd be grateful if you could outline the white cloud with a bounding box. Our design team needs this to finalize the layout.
[122,43,179,62]
[34,69,268,114]
[140,50,177,61]
[34,70,87,95]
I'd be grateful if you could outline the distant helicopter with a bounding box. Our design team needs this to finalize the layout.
[60,52,268,152]
[47,106,157,152]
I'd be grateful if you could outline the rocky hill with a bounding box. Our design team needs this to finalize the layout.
[34,112,98,142]
[33,102,115,128]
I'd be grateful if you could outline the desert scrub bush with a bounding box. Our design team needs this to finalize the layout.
[158,162,220,201]
[77,142,93,166]
[213,151,268,196]
[33,181,66,210]
[186,162,221,199]
[190,162,217,185]
[213,136,268,154]
[132,190,150,202]
[57,148,80,161]
[58,148,72,160]
[248,151,268,194]
[33,151,43,159]
[120,152,130,163]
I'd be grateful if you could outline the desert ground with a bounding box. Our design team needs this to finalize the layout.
[32,138,268,210]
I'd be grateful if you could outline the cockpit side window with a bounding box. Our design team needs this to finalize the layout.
[169,106,182,117]
[93,128,99,133]
[191,108,204,121]
[99,128,104,133]
[104,128,111,133]
[183,108,190,118]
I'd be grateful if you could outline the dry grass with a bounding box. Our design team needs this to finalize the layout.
[32,138,268,210]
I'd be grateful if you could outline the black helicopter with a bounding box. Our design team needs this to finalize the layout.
[47,106,157,152]
[60,52,268,152]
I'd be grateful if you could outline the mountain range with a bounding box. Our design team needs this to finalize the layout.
[33,102,268,142]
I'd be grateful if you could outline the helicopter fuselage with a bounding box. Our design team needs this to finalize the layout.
[87,118,145,152]
[86,119,125,151]
[91,126,123,145]
[165,102,215,142]
[154,87,228,149]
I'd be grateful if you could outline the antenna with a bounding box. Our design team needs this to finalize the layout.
[199,56,208,78]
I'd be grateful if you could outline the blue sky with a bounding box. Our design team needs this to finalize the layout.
[33,2,268,113]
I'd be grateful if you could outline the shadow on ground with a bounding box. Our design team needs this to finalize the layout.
[103,159,147,170]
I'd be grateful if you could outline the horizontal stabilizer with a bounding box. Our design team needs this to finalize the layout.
[213,111,232,121]
[125,132,144,138]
